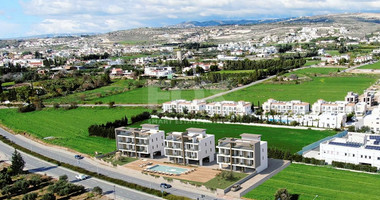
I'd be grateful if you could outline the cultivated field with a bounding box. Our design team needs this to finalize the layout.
[0,107,151,155]
[88,87,225,104]
[210,73,377,103]
[133,119,335,153]
[244,163,380,200]
[358,61,380,69]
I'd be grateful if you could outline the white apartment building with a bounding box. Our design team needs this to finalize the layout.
[217,134,268,173]
[115,124,165,158]
[320,132,380,169]
[206,101,252,116]
[162,99,206,113]
[164,128,215,166]
[363,107,380,133]
[262,99,310,115]
[312,99,355,115]
[345,92,359,103]
[144,66,173,78]
[362,91,375,106]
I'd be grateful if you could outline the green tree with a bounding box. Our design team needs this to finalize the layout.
[23,192,38,200]
[93,186,103,195]
[11,149,25,175]
[41,192,56,200]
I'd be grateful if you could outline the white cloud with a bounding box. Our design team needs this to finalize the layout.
[19,0,380,35]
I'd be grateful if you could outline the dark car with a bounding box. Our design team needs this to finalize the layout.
[74,155,83,159]
[160,183,172,189]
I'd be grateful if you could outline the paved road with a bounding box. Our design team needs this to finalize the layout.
[0,140,162,200]
[0,128,222,200]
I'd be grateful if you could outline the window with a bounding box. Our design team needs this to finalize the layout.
[162,143,164,146]
[156,138,158,141]
[365,155,367,159]
[206,150,207,154]
[345,153,347,156]
[152,146,154,149]
[262,149,264,152]
[377,157,380,160]
[369,156,371,159]
[151,139,153,142]
[361,155,363,158]
[353,154,355,157]
[210,141,212,144]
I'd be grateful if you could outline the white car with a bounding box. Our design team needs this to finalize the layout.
[75,174,89,180]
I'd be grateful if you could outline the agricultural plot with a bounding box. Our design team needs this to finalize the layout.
[358,61,380,69]
[244,163,380,200]
[0,107,151,155]
[210,73,377,104]
[88,87,225,104]
[132,119,335,154]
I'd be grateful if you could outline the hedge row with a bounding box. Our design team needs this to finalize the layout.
[332,161,378,173]
[0,135,190,200]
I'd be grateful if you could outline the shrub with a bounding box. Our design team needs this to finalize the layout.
[18,104,36,113]
[41,192,56,200]
[23,192,38,200]
[93,186,103,195]
[53,103,60,109]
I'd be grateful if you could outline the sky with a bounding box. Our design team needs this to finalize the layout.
[1,0,380,39]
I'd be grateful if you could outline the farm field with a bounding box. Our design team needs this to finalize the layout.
[132,119,335,153]
[244,163,380,200]
[44,79,144,104]
[287,67,344,76]
[88,87,225,104]
[358,61,380,69]
[0,107,151,155]
[210,73,377,103]
[303,60,320,66]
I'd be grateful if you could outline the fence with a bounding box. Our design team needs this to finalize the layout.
[297,130,348,155]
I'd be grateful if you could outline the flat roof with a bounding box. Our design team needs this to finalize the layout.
[240,133,261,138]
[186,128,206,132]
[141,124,159,128]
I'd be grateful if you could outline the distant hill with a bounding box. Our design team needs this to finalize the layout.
[171,18,291,28]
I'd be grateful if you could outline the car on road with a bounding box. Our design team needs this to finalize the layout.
[231,184,242,192]
[160,183,172,189]
[75,174,89,180]
[74,155,83,159]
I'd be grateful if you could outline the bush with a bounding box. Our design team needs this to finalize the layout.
[131,112,151,124]
[53,103,60,109]
[88,115,128,139]
[93,186,103,195]
[219,170,234,181]
[18,104,36,113]
[41,192,56,200]
[108,101,115,108]
[23,192,38,200]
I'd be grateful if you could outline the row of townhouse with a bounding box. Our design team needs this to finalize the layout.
[262,92,369,116]
[162,99,252,116]
[143,66,173,78]
[115,124,268,172]
[320,132,380,169]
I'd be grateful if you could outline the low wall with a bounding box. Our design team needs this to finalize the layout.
[239,161,291,197]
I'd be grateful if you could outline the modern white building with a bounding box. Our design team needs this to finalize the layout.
[363,107,380,133]
[345,92,359,103]
[164,128,215,166]
[262,99,310,115]
[115,124,165,158]
[362,91,375,106]
[312,99,355,115]
[162,99,206,113]
[216,134,268,173]
[144,66,173,78]
[206,101,252,116]
[320,132,380,169]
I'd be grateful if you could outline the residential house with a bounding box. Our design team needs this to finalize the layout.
[262,99,310,115]
[162,99,206,114]
[206,101,252,116]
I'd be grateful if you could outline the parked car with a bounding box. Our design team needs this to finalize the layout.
[74,155,83,159]
[160,183,172,189]
[75,174,89,180]
[231,184,242,192]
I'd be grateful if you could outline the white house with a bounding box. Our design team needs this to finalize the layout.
[206,101,252,116]
[262,99,310,115]
[144,66,173,78]
[217,134,268,173]
[320,132,380,169]
[164,128,215,166]
[162,99,206,113]
[312,99,355,115]
[115,124,165,158]
[362,91,375,106]
[345,92,359,103]
[363,107,380,133]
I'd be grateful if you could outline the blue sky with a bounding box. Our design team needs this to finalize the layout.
[1,0,380,39]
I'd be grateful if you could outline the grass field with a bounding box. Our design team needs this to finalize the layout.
[2,81,15,87]
[44,79,144,104]
[0,107,151,155]
[132,119,335,154]
[358,61,380,69]
[304,60,320,66]
[244,164,380,200]
[287,67,344,76]
[211,73,377,103]
[87,87,225,104]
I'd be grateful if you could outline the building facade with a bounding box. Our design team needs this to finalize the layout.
[115,124,165,158]
[320,132,380,169]
[162,99,206,114]
[216,134,268,173]
[205,101,252,116]
[312,99,355,115]
[164,128,215,166]
[262,99,310,115]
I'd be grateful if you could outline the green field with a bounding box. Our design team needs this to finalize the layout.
[358,61,380,69]
[0,107,151,155]
[2,81,15,87]
[87,87,225,104]
[244,164,380,200]
[304,60,320,66]
[132,119,335,153]
[44,79,144,104]
[288,67,344,76]
[211,73,377,103]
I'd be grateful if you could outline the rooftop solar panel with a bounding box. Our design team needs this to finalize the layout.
[328,141,361,148]
[365,145,380,151]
